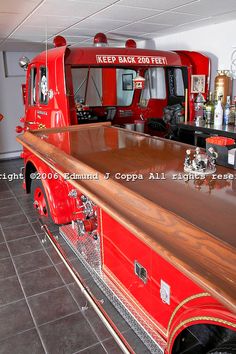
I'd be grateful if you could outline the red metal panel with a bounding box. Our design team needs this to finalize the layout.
[100,210,235,339]
[102,68,117,106]
[101,211,154,319]
[65,47,183,67]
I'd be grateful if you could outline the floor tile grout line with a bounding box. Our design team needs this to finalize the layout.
[1,183,16,195]
[37,310,80,329]
[0,273,19,282]
[73,333,130,354]
[7,234,38,243]
[4,234,37,242]
[0,202,23,209]
[41,238,109,350]
[0,198,17,201]
[0,210,25,217]
[0,197,15,201]
[0,223,48,354]
[1,221,33,230]
[7,235,43,245]
[2,188,38,238]
[0,325,37,344]
[42,234,111,352]
[14,263,54,277]
[26,283,74,300]
[0,211,26,220]
[2,185,54,248]
[0,256,11,262]
[63,279,111,354]
[0,296,25,309]
[11,248,47,259]
[72,340,106,354]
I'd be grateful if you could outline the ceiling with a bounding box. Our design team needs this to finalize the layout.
[0,0,235,51]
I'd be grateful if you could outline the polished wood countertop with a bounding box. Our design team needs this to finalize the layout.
[17,123,236,313]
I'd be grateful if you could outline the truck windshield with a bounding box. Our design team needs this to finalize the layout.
[71,67,136,107]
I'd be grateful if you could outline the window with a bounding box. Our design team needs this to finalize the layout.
[140,67,166,102]
[174,68,184,96]
[28,67,37,106]
[72,67,102,106]
[117,69,136,106]
[71,67,135,107]
[39,67,48,105]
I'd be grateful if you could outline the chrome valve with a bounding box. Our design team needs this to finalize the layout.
[68,189,78,198]
[77,218,97,237]
[80,195,95,217]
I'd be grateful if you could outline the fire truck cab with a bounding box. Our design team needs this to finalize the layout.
[22,34,210,132]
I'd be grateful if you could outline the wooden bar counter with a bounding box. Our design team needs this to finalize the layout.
[17,124,236,313]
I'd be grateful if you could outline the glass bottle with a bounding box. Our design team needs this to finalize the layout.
[228,96,236,125]
[214,70,232,105]
[223,96,231,125]
[205,92,214,124]
[233,97,236,126]
[194,92,205,123]
[214,96,223,126]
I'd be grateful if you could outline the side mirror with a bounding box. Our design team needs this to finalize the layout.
[18,56,30,71]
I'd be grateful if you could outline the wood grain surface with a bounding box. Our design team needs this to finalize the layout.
[17,125,236,313]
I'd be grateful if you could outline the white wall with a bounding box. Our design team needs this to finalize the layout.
[140,20,236,95]
[0,52,24,159]
[0,52,37,160]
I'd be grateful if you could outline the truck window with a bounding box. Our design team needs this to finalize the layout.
[72,67,135,107]
[39,67,48,105]
[174,68,184,96]
[117,69,135,106]
[140,67,166,103]
[28,67,37,106]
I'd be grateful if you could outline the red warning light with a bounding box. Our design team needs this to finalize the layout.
[93,33,108,47]
[53,36,67,47]
[125,39,137,48]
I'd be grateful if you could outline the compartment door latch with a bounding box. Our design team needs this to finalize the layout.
[134,261,148,284]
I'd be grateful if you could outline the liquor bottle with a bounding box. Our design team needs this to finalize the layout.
[223,96,231,125]
[233,97,236,126]
[229,96,236,125]
[214,97,223,126]
[194,92,205,123]
[214,70,232,105]
[205,92,214,124]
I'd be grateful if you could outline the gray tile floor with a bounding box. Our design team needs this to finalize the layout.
[0,159,150,354]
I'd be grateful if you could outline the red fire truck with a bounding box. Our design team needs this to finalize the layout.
[16,34,236,354]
